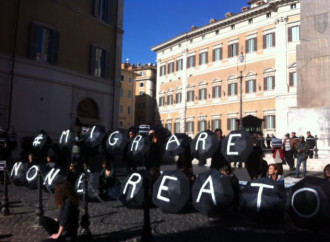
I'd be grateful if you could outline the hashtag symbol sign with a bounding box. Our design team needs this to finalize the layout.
[33,134,44,147]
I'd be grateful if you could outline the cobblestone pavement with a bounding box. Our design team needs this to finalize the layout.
[0,162,329,242]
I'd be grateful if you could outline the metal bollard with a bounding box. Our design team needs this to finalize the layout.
[35,168,44,225]
[141,177,152,242]
[1,164,10,215]
[80,172,91,238]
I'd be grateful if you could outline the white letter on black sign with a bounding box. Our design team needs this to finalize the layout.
[123,173,142,198]
[59,130,70,144]
[108,131,119,146]
[165,135,180,150]
[251,183,274,212]
[131,135,142,151]
[227,134,241,155]
[196,175,217,205]
[11,162,22,177]
[157,175,178,202]
[26,165,39,181]
[291,188,320,218]
[195,132,208,150]
[76,174,84,193]
[43,168,60,185]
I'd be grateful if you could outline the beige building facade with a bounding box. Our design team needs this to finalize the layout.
[0,0,124,155]
[152,0,300,137]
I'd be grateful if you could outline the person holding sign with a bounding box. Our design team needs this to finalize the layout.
[40,181,79,241]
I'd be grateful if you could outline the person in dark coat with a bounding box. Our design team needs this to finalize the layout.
[40,180,80,241]
[210,129,227,170]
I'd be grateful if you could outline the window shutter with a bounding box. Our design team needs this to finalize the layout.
[253,79,256,92]
[273,115,276,128]
[212,49,216,62]
[263,35,266,49]
[50,30,60,64]
[199,89,201,100]
[228,84,230,96]
[272,76,275,89]
[104,50,111,79]
[288,27,292,42]
[205,52,208,64]
[245,39,249,53]
[228,45,232,58]
[245,81,248,93]
[199,53,202,65]
[227,119,230,130]
[273,32,276,46]
[264,77,267,90]
[212,86,215,98]
[236,43,239,56]
[193,56,195,67]
[186,57,189,68]
[235,83,238,95]
[28,23,39,59]
[289,72,293,86]
[254,38,257,51]
[220,48,223,60]
[90,45,96,75]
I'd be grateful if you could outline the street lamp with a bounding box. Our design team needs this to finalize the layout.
[237,50,246,130]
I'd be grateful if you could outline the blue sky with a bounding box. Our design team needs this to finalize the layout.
[122,0,249,65]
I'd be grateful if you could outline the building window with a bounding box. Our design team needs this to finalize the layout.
[212,119,221,130]
[187,55,195,68]
[290,3,296,9]
[227,118,237,131]
[120,88,124,97]
[198,121,207,132]
[289,72,297,87]
[264,115,275,129]
[288,26,300,42]
[128,77,132,83]
[266,13,271,18]
[199,88,207,100]
[228,43,238,58]
[90,45,110,78]
[127,106,131,115]
[199,52,208,65]
[228,83,237,96]
[175,122,180,133]
[176,59,183,71]
[263,33,275,48]
[187,90,195,102]
[168,62,174,74]
[231,25,235,30]
[213,47,222,62]
[159,96,165,107]
[160,65,166,76]
[246,79,256,93]
[94,0,113,23]
[121,75,124,81]
[28,23,60,64]
[246,38,257,53]
[186,121,194,133]
[128,90,132,99]
[166,123,172,132]
[140,71,145,76]
[264,76,275,90]
[213,86,221,98]
[248,18,253,24]
[176,93,182,104]
[139,82,144,88]
[167,94,173,105]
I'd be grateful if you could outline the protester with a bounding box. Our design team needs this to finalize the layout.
[271,137,285,170]
[40,180,80,242]
[282,133,296,170]
[267,164,284,185]
[306,131,316,159]
[265,133,271,149]
[99,160,118,200]
[66,162,79,187]
[245,134,264,180]
[291,132,299,158]
[323,164,330,182]
[220,164,240,209]
[124,128,138,174]
[177,144,196,185]
[210,128,227,170]
[27,153,36,168]
[146,133,162,172]
[295,136,310,178]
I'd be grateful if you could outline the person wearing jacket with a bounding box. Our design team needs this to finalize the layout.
[282,133,297,170]
[295,136,310,178]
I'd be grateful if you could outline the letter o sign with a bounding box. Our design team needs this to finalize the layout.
[291,188,320,218]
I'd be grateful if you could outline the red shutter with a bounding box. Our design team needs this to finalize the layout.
[205,52,208,64]
[273,115,276,128]
[212,86,215,98]
[220,47,223,60]
[253,79,256,92]
[219,86,222,97]
[187,57,189,68]
[264,77,267,90]
[246,39,249,53]
[245,81,248,93]
[228,85,230,96]
[227,119,230,130]
[193,56,195,67]
[228,45,232,58]
[199,53,202,65]
[212,49,215,62]
[254,37,257,51]
[236,43,239,56]
[273,32,276,46]
[235,83,238,95]
[199,89,201,100]
[272,76,275,90]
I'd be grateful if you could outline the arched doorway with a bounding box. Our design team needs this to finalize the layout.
[76,98,100,131]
